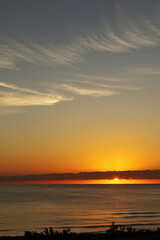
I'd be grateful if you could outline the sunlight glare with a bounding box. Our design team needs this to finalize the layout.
[114,178,119,181]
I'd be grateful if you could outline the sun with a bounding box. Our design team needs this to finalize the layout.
[114,178,119,181]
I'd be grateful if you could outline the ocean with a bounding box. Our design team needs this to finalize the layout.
[0,184,160,236]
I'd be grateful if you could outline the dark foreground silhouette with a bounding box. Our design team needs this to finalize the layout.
[0,223,160,240]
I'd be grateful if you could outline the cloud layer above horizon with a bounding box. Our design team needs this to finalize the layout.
[0,170,160,182]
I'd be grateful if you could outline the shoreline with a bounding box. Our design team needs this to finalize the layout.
[0,224,160,240]
[1,223,160,236]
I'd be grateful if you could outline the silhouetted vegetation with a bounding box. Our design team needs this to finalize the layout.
[0,223,160,240]
[106,222,136,233]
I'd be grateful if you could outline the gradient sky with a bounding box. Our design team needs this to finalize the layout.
[0,0,160,177]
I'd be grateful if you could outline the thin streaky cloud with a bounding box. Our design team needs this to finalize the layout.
[0,58,18,71]
[60,79,141,91]
[52,73,142,92]
[74,74,125,82]
[0,37,84,70]
[0,76,138,108]
[0,91,71,107]
[66,74,142,90]
[1,10,160,70]
[0,81,43,95]
[80,81,142,91]
[123,24,158,48]
[0,81,72,107]
[32,43,84,67]
[57,84,118,97]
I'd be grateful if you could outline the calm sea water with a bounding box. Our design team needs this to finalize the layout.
[0,184,160,236]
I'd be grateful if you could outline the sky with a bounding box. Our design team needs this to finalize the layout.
[0,0,160,182]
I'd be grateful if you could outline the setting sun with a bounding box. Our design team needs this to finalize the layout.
[114,178,119,181]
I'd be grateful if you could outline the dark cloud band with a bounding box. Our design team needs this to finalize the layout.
[0,170,160,182]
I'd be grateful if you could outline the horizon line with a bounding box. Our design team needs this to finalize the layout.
[0,170,160,184]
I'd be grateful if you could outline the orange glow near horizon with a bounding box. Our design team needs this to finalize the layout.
[1,179,160,185]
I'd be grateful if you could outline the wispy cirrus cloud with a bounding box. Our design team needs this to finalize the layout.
[0,79,119,108]
[70,74,125,83]
[0,81,71,107]
[0,36,84,70]
[57,84,118,97]
[63,73,142,91]
[76,18,160,54]
[0,72,140,108]
[0,81,43,95]
[0,92,70,107]
[50,70,142,97]
[0,7,160,70]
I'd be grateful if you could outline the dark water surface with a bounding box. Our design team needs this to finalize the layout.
[0,184,160,235]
